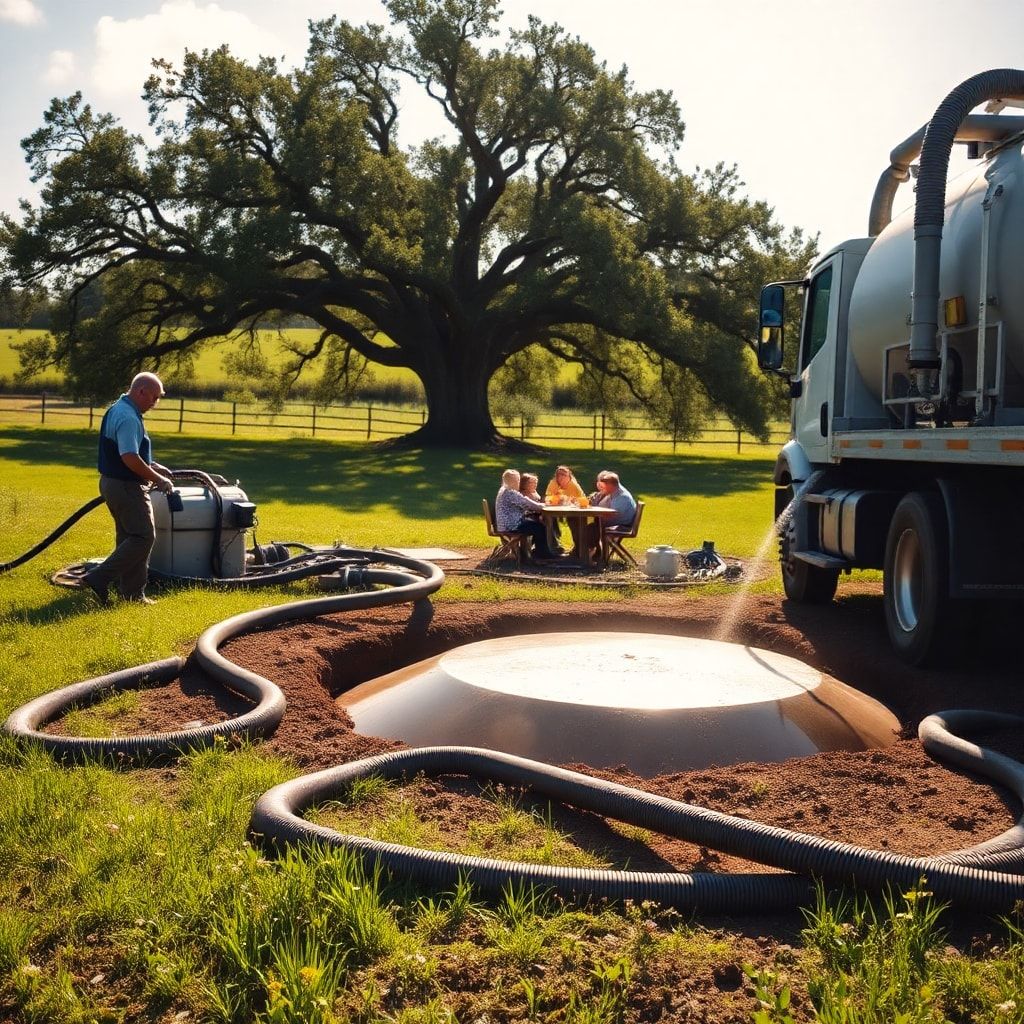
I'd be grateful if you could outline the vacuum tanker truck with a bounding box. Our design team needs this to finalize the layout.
[757,69,1024,665]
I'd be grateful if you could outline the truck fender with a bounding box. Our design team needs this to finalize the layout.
[773,441,818,522]
[773,440,814,489]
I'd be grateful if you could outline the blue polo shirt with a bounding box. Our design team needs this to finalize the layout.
[98,395,152,480]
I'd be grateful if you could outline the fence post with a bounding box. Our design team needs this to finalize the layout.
[737,429,742,454]
[520,413,525,440]
[367,405,373,440]
[40,392,46,424]
[178,398,185,433]
[88,403,94,431]
[592,414,597,450]
[232,402,237,435]
[600,413,606,450]
[312,404,317,437]
[421,409,426,426]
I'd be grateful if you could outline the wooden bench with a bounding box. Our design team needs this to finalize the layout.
[602,501,645,566]
[482,498,525,565]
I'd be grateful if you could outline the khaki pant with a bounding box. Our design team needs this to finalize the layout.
[89,476,155,598]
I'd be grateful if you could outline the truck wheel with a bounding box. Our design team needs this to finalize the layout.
[779,515,839,604]
[883,492,953,666]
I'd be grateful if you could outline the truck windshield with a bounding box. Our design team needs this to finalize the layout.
[800,265,833,369]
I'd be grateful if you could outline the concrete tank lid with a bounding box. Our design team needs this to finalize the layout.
[336,631,900,777]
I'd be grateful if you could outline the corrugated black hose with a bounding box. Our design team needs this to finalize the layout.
[2,549,444,763]
[0,496,105,574]
[248,712,1024,913]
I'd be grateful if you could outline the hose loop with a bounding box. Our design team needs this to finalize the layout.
[2,548,444,763]
[249,712,1024,913]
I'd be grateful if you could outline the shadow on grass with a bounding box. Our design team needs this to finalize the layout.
[0,426,774,522]
[1,588,95,628]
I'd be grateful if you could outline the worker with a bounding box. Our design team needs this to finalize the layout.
[83,372,174,605]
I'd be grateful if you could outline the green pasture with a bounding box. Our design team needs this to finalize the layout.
[4,426,1013,1023]
[0,327,428,393]
[0,423,782,730]
[0,327,573,394]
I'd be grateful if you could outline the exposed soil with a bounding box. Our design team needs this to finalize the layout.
[84,566,1024,1021]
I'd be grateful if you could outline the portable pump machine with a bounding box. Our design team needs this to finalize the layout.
[1,468,360,588]
[152,471,256,580]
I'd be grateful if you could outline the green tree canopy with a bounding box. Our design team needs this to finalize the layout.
[1,0,814,447]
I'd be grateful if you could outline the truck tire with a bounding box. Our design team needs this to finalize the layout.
[779,514,839,604]
[883,491,953,666]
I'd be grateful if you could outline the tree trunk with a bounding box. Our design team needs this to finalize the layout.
[402,347,505,449]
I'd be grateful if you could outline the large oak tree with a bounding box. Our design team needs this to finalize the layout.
[1,0,813,447]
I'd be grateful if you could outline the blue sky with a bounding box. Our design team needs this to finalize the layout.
[1,0,1023,247]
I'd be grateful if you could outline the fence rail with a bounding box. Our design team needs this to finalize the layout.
[0,392,790,452]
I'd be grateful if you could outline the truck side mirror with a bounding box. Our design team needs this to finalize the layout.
[758,284,786,371]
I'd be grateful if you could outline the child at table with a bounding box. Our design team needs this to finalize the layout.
[519,472,543,502]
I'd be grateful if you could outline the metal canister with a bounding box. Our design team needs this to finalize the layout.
[645,544,680,579]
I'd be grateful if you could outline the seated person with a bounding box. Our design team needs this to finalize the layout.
[495,468,554,560]
[545,465,588,506]
[585,470,638,558]
[544,464,588,554]
[519,472,543,502]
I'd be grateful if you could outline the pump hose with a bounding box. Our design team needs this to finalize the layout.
[249,711,1024,914]
[0,496,105,575]
[149,555,352,589]
[2,550,444,763]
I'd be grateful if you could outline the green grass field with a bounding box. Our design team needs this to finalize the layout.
[0,327,579,396]
[2,426,1013,1023]
[0,327,430,394]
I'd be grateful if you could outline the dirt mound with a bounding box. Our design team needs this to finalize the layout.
[127,581,1023,880]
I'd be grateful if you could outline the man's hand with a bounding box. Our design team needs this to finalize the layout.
[154,475,175,494]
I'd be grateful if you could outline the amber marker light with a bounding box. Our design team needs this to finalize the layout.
[944,295,967,327]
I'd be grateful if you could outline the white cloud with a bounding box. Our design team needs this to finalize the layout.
[0,0,43,25]
[92,1,288,100]
[43,48,75,85]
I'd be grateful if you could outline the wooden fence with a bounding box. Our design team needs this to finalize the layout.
[0,392,790,452]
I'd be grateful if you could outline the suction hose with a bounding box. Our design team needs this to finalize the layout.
[249,711,1024,914]
[2,550,444,763]
[909,68,1024,371]
[0,496,104,574]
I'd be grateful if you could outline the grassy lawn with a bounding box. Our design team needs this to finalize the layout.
[2,425,1014,1023]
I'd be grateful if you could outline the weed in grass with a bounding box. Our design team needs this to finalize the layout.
[263,935,347,1024]
[801,882,951,1023]
[483,882,554,967]
[0,907,34,973]
[563,955,633,1024]
[744,963,796,1024]
[375,800,436,848]
[375,995,456,1024]
[932,952,999,1022]
[319,858,403,962]
[346,773,393,806]
[624,903,661,964]
[11,959,89,1023]
[413,876,478,942]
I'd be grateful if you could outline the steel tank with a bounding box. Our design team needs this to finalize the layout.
[848,140,1024,400]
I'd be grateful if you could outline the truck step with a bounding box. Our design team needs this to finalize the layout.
[792,550,850,570]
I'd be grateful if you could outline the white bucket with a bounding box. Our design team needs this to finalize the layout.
[645,544,680,579]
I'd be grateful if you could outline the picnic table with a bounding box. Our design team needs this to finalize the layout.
[538,504,618,570]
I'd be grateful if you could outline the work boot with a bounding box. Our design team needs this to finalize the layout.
[81,573,109,606]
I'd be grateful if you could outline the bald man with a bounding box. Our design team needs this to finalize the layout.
[83,372,174,605]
